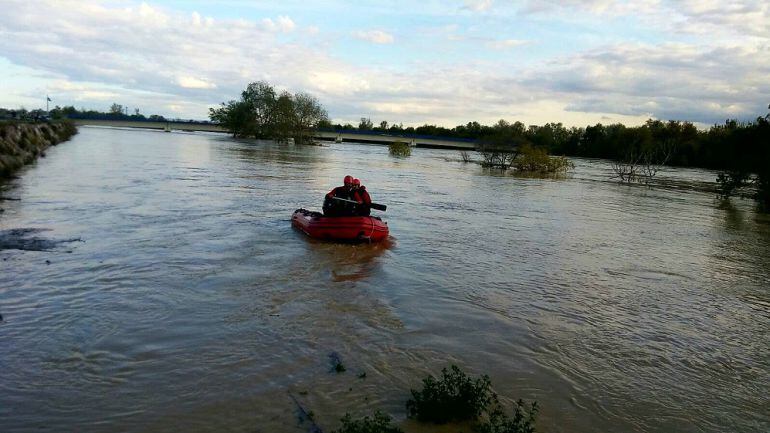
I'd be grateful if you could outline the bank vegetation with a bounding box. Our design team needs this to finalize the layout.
[0,121,77,177]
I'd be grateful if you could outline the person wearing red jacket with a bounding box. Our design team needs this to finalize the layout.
[352,178,371,216]
[323,175,363,216]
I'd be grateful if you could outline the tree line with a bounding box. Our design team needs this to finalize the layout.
[336,109,770,205]
[209,81,328,144]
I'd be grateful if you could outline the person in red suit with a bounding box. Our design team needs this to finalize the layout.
[352,178,371,216]
[323,175,362,216]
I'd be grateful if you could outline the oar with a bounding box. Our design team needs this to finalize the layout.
[331,196,387,211]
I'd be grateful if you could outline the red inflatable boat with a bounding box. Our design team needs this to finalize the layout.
[291,208,389,242]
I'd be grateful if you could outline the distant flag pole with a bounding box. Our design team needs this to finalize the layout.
[46,95,51,113]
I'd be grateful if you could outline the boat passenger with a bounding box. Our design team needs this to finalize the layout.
[323,175,363,216]
[352,178,372,216]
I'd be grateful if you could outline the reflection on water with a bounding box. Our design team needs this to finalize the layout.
[298,237,394,282]
[1,127,768,433]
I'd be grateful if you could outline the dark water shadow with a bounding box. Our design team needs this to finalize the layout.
[0,228,82,252]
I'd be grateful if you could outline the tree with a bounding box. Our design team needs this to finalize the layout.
[208,81,328,144]
[209,100,254,137]
[292,92,328,144]
[241,81,277,139]
[109,103,124,116]
[476,120,528,169]
[359,117,373,130]
[273,91,295,143]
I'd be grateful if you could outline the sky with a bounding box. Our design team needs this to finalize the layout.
[0,0,768,127]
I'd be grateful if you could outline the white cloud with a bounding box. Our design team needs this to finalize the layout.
[486,39,530,49]
[261,15,296,33]
[462,0,494,12]
[352,30,395,44]
[176,76,217,89]
[524,42,770,122]
[0,0,766,127]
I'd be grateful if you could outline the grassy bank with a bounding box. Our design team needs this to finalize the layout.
[0,121,77,177]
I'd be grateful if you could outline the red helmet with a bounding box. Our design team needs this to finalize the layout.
[343,175,354,186]
[352,178,361,187]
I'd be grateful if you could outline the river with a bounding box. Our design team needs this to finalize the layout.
[1,127,767,432]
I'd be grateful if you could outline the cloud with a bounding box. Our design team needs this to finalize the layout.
[176,76,217,89]
[261,15,296,33]
[524,42,770,123]
[0,0,766,127]
[352,30,395,44]
[0,1,323,113]
[486,39,530,49]
[674,0,770,38]
[462,0,494,12]
[520,0,662,16]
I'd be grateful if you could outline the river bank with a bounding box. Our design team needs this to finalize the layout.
[0,121,78,178]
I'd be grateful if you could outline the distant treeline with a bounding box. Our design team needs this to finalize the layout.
[336,114,769,173]
[344,111,770,205]
[0,106,182,123]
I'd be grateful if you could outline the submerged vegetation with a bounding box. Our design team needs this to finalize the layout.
[388,141,411,157]
[469,121,573,174]
[479,400,538,433]
[512,144,573,174]
[405,365,538,432]
[209,81,328,144]
[291,365,537,433]
[331,411,403,433]
[339,106,770,205]
[406,365,493,423]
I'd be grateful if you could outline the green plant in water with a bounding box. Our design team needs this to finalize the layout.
[406,365,494,423]
[513,144,573,173]
[477,400,538,433]
[331,411,403,433]
[388,141,411,157]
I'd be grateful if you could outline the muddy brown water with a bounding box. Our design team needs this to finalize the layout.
[1,126,768,432]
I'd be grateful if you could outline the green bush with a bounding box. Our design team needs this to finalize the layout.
[406,365,493,423]
[477,400,538,433]
[513,144,573,173]
[388,141,411,157]
[332,411,403,433]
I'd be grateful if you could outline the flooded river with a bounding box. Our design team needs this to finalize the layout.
[1,127,768,432]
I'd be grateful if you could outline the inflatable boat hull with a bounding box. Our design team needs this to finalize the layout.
[292,209,389,242]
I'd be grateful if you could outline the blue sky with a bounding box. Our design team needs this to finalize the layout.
[1,0,768,127]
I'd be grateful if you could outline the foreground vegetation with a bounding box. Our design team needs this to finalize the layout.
[297,365,537,433]
[209,81,328,144]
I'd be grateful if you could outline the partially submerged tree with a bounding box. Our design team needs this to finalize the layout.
[715,105,770,206]
[209,81,328,143]
[476,120,527,169]
[293,92,328,144]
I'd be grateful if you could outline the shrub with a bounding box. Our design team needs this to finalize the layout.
[477,400,538,433]
[332,411,403,433]
[513,144,573,173]
[389,141,411,157]
[406,365,493,423]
